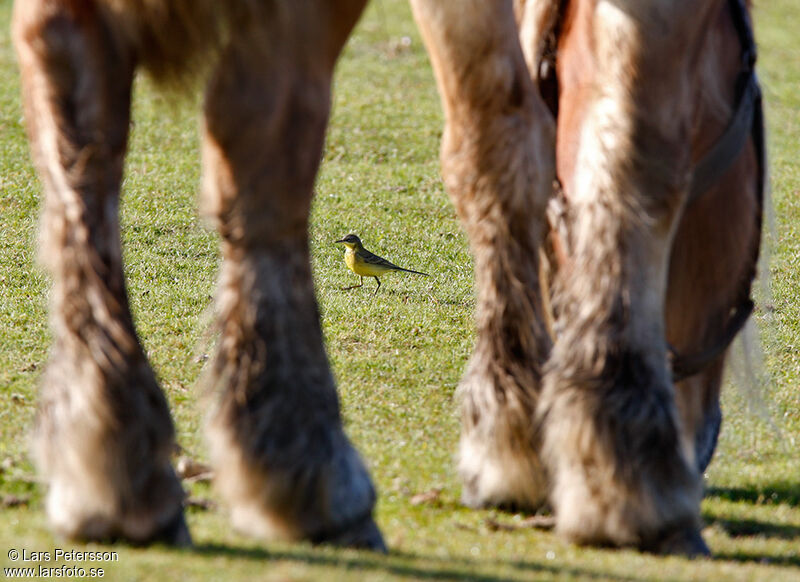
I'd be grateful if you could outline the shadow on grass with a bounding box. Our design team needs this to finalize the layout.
[6,507,797,579]
[191,543,648,582]
[706,482,800,508]
[699,481,800,567]
[712,551,800,568]
[703,480,800,546]
[705,513,800,542]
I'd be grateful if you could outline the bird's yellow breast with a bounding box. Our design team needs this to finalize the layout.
[344,247,358,272]
[344,248,391,277]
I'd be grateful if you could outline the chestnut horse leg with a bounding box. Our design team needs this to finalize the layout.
[539,0,724,555]
[410,0,555,510]
[13,0,188,544]
[202,1,384,549]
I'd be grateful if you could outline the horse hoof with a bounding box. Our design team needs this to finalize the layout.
[650,527,709,557]
[313,515,387,553]
[153,510,192,548]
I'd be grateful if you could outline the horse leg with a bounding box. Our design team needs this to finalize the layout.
[539,0,723,555]
[202,1,383,549]
[12,0,188,544]
[410,0,555,510]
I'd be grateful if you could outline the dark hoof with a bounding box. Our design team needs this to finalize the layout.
[695,404,722,472]
[154,510,192,548]
[649,527,709,557]
[313,515,387,553]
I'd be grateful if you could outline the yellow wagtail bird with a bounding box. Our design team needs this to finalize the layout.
[335,234,428,296]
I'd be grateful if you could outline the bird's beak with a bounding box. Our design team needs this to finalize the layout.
[334,238,345,244]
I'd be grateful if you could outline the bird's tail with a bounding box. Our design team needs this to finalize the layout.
[395,267,429,276]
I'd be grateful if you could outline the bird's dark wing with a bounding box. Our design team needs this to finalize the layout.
[357,248,402,270]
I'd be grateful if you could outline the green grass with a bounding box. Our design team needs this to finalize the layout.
[1,0,798,579]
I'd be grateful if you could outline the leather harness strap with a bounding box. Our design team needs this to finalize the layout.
[669,299,754,381]
[687,70,760,204]
[687,0,761,205]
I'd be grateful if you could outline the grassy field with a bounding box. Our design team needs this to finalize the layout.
[1,0,798,580]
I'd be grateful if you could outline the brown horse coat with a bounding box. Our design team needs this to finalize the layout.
[13,0,761,555]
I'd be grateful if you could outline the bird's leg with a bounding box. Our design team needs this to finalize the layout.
[341,276,364,291]
[372,277,381,296]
